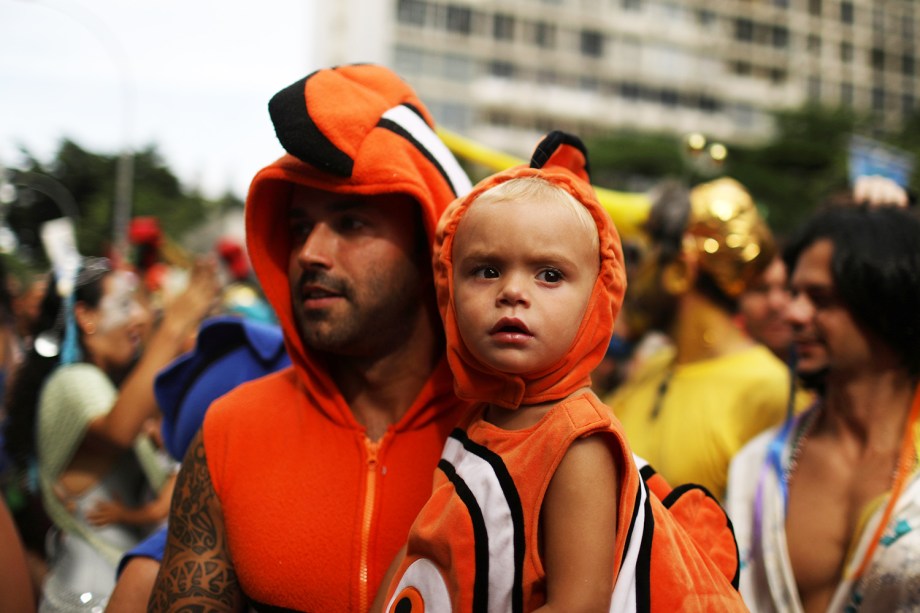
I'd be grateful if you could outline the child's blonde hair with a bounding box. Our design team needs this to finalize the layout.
[471,177,600,252]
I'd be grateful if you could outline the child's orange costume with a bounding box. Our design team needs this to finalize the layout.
[383,132,747,611]
[201,65,474,612]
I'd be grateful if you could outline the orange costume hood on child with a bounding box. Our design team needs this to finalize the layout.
[434,131,627,409]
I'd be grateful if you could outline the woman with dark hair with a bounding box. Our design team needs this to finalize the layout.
[3,257,218,612]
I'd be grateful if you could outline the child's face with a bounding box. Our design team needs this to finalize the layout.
[452,196,599,375]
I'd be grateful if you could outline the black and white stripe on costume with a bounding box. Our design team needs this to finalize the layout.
[438,428,526,613]
[390,432,651,613]
[378,105,472,198]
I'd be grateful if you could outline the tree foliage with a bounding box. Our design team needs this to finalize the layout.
[3,139,240,266]
[587,105,918,237]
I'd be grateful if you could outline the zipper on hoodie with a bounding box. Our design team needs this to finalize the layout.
[359,438,380,612]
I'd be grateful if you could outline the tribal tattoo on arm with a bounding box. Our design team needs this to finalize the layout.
[148,431,246,612]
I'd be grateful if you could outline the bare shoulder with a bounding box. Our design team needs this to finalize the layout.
[148,432,245,612]
[554,434,620,487]
[540,433,620,610]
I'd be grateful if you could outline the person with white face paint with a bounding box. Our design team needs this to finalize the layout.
[3,256,219,612]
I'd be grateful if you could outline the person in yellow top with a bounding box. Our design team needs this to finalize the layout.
[606,178,790,500]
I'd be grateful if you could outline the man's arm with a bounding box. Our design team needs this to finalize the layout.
[148,431,245,612]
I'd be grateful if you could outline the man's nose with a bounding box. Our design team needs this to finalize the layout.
[767,286,791,312]
[784,293,811,326]
[297,223,336,269]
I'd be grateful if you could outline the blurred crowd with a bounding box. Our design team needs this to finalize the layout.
[0,224,281,612]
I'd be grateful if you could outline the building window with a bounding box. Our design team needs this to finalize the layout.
[808,76,821,101]
[489,60,515,78]
[770,68,786,83]
[661,89,679,107]
[732,61,752,76]
[872,87,885,111]
[903,93,914,115]
[772,26,788,48]
[735,18,754,42]
[622,0,641,11]
[841,1,854,25]
[808,0,822,16]
[437,102,470,131]
[534,22,557,48]
[808,34,821,54]
[493,14,515,41]
[537,69,557,85]
[841,82,853,106]
[621,82,640,100]
[729,103,756,127]
[394,45,425,75]
[580,30,604,57]
[872,5,884,35]
[697,9,715,25]
[700,96,720,112]
[580,76,600,91]
[444,54,473,80]
[488,111,512,127]
[446,5,472,34]
[903,54,915,76]
[397,0,427,26]
[871,48,885,70]
[840,42,853,62]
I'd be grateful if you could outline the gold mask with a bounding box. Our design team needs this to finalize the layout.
[686,177,776,298]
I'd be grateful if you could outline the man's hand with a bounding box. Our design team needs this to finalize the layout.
[853,175,909,208]
[85,498,127,527]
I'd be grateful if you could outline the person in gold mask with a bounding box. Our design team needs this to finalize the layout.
[606,177,791,501]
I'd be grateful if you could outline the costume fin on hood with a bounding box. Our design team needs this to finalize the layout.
[245,64,472,428]
[434,131,626,409]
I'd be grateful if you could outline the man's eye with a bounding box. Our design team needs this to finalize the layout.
[473,266,499,279]
[538,269,563,283]
[338,216,367,232]
[288,220,313,238]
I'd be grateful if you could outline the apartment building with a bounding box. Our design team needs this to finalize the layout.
[314,0,919,157]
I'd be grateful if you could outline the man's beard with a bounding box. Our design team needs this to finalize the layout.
[296,267,422,357]
[797,366,828,395]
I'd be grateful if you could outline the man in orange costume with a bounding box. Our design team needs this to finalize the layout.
[149,64,474,611]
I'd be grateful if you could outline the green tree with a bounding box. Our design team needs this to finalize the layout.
[587,105,917,237]
[726,105,857,235]
[4,139,223,264]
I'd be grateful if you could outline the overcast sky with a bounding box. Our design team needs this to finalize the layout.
[1,0,320,200]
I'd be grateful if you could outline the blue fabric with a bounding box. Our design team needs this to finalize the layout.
[156,315,291,462]
[60,290,82,365]
[117,525,167,573]
[118,316,290,574]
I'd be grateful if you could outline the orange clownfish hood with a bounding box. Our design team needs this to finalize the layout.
[434,131,626,409]
[245,64,472,427]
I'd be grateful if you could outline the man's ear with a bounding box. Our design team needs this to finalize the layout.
[661,247,698,296]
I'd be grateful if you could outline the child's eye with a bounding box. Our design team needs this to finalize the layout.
[537,268,564,283]
[472,266,500,279]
